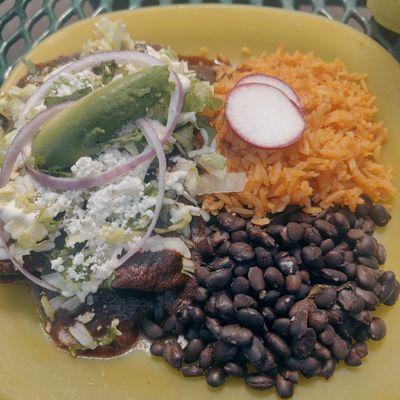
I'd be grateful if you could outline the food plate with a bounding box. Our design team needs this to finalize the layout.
[1,5,400,400]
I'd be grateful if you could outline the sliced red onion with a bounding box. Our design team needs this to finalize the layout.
[0,102,72,188]
[0,223,58,292]
[26,70,183,191]
[18,51,163,124]
[116,117,166,267]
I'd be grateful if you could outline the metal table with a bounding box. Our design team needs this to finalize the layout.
[0,0,399,83]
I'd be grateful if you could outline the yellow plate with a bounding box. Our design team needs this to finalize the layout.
[1,5,400,400]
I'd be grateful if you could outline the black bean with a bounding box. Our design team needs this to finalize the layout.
[216,241,231,256]
[297,284,311,299]
[347,228,365,242]
[286,222,304,242]
[163,340,183,369]
[355,195,372,217]
[247,225,276,247]
[214,340,238,363]
[176,307,192,325]
[370,204,390,227]
[234,264,249,277]
[275,295,296,315]
[328,308,347,325]
[152,302,166,324]
[319,358,336,380]
[367,317,386,340]
[220,324,253,346]
[319,325,335,346]
[243,336,266,364]
[230,276,250,295]
[354,286,380,310]
[376,243,387,265]
[264,267,285,290]
[274,374,294,399]
[233,293,257,309]
[385,281,400,306]
[188,306,205,324]
[281,369,299,384]
[351,309,372,325]
[356,235,377,257]
[215,293,235,317]
[198,328,213,343]
[320,239,335,255]
[320,268,348,284]
[278,256,299,275]
[205,296,217,316]
[163,315,182,335]
[248,266,266,291]
[141,319,163,340]
[344,262,357,279]
[255,247,274,268]
[335,241,350,251]
[353,325,370,341]
[301,245,322,265]
[356,265,377,290]
[273,318,291,336]
[377,271,397,303]
[266,223,284,238]
[210,230,230,248]
[290,308,309,339]
[194,287,208,304]
[206,367,225,387]
[231,230,248,243]
[262,306,276,323]
[286,357,321,378]
[229,242,255,262]
[289,299,316,317]
[345,342,368,367]
[312,342,331,360]
[323,251,344,268]
[335,318,355,340]
[180,365,204,377]
[237,308,265,331]
[337,289,365,314]
[205,316,221,338]
[314,220,338,238]
[217,212,246,232]
[211,256,231,270]
[308,310,329,332]
[207,269,233,291]
[224,362,247,377]
[285,272,302,294]
[265,332,291,358]
[302,225,322,246]
[245,374,275,390]
[343,251,354,264]
[184,339,205,364]
[332,212,350,233]
[355,218,375,234]
[198,344,213,369]
[259,290,281,305]
[186,327,199,340]
[330,334,349,360]
[300,270,310,283]
[358,256,379,270]
[150,340,165,356]
[196,237,215,260]
[196,267,211,287]
[291,328,317,359]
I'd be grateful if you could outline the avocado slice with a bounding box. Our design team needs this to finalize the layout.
[31,65,170,172]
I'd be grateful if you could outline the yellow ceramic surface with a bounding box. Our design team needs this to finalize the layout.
[1,5,400,400]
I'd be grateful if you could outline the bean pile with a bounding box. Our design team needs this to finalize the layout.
[145,199,399,398]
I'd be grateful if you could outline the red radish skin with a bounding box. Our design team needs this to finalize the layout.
[236,74,302,108]
[225,83,305,149]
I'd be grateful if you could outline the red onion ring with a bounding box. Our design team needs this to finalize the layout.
[0,102,72,187]
[116,117,166,267]
[18,51,163,124]
[0,223,58,292]
[26,70,183,191]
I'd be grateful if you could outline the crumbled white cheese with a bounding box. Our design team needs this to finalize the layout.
[50,257,64,272]
[76,311,95,324]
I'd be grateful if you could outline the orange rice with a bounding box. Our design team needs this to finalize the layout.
[203,47,395,223]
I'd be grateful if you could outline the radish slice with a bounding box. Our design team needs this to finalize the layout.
[236,74,301,108]
[225,83,305,149]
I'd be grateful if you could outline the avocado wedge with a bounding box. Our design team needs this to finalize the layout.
[31,65,170,172]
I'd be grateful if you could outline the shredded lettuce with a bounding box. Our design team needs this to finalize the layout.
[183,80,222,113]
[196,152,227,180]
